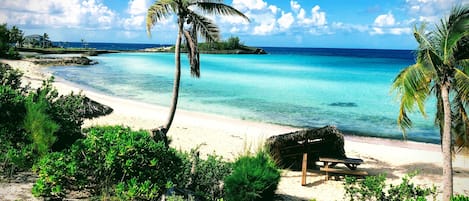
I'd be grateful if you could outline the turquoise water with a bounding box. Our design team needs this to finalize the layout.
[49,49,440,143]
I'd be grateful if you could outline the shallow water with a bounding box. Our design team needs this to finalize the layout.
[48,48,440,143]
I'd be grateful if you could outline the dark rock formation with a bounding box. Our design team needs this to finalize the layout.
[80,96,113,118]
[328,102,358,107]
[265,125,346,169]
[30,56,97,66]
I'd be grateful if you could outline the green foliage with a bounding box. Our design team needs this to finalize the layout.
[344,172,437,201]
[24,91,58,156]
[452,195,469,201]
[224,150,281,201]
[0,64,31,176]
[197,36,245,51]
[0,23,21,59]
[0,63,23,89]
[0,64,108,177]
[175,150,232,201]
[33,126,183,200]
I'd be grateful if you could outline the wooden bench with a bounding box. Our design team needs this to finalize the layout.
[319,157,367,181]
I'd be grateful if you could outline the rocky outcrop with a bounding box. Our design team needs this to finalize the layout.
[29,56,98,66]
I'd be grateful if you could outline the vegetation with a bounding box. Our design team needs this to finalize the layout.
[0,64,104,176]
[344,172,437,201]
[0,23,21,59]
[194,36,248,51]
[176,149,232,200]
[224,150,281,201]
[391,5,469,200]
[146,0,249,141]
[452,195,469,201]
[32,126,183,200]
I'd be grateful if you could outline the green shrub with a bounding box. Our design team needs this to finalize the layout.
[175,150,232,201]
[0,64,108,177]
[24,91,58,156]
[33,126,183,200]
[224,150,281,201]
[452,195,469,201]
[344,172,437,201]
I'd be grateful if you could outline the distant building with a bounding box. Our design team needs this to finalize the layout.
[23,34,51,48]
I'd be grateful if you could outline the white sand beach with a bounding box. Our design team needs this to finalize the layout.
[1,58,468,201]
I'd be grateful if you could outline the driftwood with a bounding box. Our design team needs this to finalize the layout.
[266,125,346,169]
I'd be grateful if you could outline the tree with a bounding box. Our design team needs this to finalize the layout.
[42,33,49,48]
[9,26,23,47]
[146,0,249,143]
[391,6,469,201]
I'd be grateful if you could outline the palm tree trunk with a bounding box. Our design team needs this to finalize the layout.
[163,19,184,133]
[441,82,453,201]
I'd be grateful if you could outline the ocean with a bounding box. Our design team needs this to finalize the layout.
[47,44,440,144]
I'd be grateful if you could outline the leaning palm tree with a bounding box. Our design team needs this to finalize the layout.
[146,0,249,143]
[391,5,469,201]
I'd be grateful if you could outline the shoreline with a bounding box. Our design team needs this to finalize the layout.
[1,58,468,201]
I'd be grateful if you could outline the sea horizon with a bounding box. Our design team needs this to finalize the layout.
[45,43,439,144]
[52,41,415,52]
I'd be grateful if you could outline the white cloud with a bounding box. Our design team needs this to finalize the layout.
[0,0,116,30]
[298,5,327,26]
[405,0,469,23]
[374,12,395,27]
[232,0,267,11]
[332,22,369,33]
[127,0,148,16]
[123,0,151,30]
[268,5,279,14]
[290,0,301,13]
[251,12,277,35]
[370,12,411,35]
[253,22,275,35]
[278,12,294,30]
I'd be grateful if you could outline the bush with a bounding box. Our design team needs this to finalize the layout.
[452,195,469,201]
[24,91,58,156]
[0,64,109,176]
[175,150,232,201]
[33,126,183,200]
[224,150,281,201]
[344,172,437,201]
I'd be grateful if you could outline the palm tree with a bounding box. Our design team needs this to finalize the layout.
[146,0,249,144]
[391,6,469,200]
[9,26,23,47]
[42,33,49,48]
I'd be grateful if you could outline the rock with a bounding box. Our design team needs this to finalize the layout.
[30,56,97,66]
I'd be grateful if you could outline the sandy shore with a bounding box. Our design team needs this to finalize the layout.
[1,58,468,201]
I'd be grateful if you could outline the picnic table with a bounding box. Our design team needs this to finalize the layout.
[319,157,367,181]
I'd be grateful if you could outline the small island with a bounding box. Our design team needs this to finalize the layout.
[141,36,267,54]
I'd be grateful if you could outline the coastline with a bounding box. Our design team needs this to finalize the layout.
[1,58,468,200]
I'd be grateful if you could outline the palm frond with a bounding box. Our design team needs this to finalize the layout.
[454,68,469,105]
[434,85,444,141]
[195,2,250,22]
[413,24,434,52]
[455,37,469,61]
[146,0,177,37]
[423,49,445,81]
[187,11,220,43]
[183,28,200,77]
[452,91,469,152]
[441,6,469,63]
[391,63,432,133]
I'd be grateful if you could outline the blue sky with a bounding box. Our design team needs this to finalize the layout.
[0,0,466,49]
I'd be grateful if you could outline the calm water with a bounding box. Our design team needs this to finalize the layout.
[48,47,440,143]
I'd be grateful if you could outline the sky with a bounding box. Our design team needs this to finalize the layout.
[0,0,467,49]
